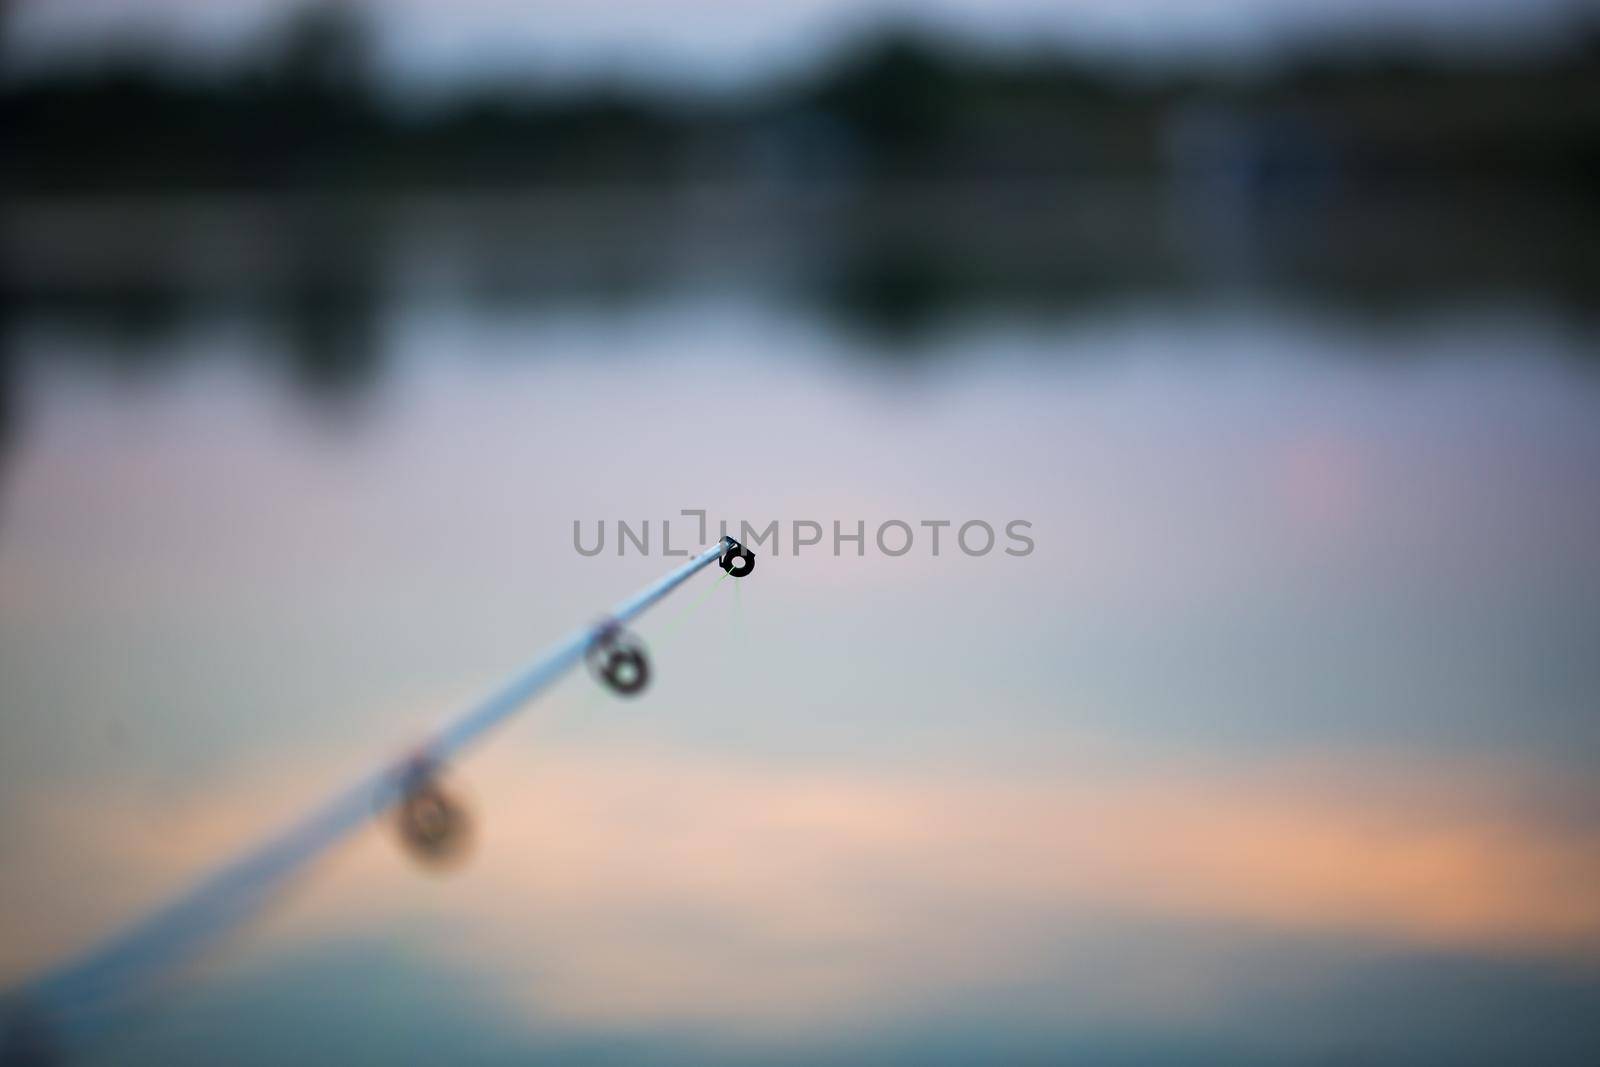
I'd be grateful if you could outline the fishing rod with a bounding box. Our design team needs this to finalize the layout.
[0,536,758,1065]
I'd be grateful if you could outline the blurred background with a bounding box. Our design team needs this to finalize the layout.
[3,0,1600,1063]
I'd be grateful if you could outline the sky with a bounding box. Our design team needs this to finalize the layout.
[6,0,1600,89]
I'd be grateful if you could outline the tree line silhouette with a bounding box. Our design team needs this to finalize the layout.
[3,3,1598,193]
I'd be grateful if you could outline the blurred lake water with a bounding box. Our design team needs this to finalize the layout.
[2,187,1599,1065]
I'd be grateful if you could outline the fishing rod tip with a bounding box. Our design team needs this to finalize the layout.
[718,536,755,578]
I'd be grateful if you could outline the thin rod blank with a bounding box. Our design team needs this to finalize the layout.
[9,539,733,1047]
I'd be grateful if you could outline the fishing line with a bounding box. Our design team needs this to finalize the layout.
[645,565,733,649]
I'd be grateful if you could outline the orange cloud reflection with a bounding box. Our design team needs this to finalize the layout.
[3,744,1597,1030]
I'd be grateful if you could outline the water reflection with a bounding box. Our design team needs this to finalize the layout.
[3,186,1600,1065]
[3,187,1596,396]
[6,744,1598,1065]
[6,1,1600,1060]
